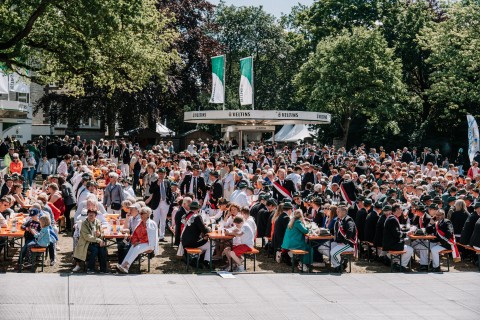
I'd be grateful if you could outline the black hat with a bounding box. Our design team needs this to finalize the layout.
[292,192,301,198]
[374,202,383,209]
[4,175,12,182]
[313,198,323,205]
[81,173,91,181]
[218,198,230,206]
[266,198,277,206]
[447,196,456,203]
[283,202,293,209]
[192,164,200,170]
[421,195,432,202]
[259,193,270,200]
[474,202,480,209]
[157,167,166,173]
[383,205,392,212]
[464,194,474,202]
[363,198,372,205]
[320,181,328,186]
[189,201,200,210]
[428,203,439,210]
[209,171,219,178]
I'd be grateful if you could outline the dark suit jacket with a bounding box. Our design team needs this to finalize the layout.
[272,179,296,202]
[355,208,368,241]
[174,206,187,246]
[273,212,290,250]
[364,210,379,243]
[180,174,206,200]
[382,215,406,251]
[209,179,223,208]
[373,214,387,248]
[148,179,173,210]
[469,219,480,248]
[460,213,480,245]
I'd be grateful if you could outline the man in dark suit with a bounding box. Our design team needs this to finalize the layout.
[329,205,357,272]
[364,201,381,244]
[427,208,460,271]
[119,141,131,177]
[174,197,191,246]
[208,171,223,209]
[374,205,391,263]
[355,198,370,242]
[383,204,413,270]
[273,201,293,264]
[460,203,480,245]
[146,168,173,242]
[179,164,206,201]
[308,149,321,165]
[272,168,296,202]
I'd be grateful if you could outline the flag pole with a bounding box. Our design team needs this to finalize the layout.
[223,54,226,111]
[251,55,254,111]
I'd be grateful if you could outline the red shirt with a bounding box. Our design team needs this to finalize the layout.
[131,221,148,245]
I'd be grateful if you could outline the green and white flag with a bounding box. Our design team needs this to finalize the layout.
[209,55,225,104]
[0,64,8,94]
[239,56,253,106]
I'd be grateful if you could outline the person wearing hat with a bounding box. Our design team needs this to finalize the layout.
[383,204,414,271]
[331,205,358,272]
[116,202,143,263]
[179,164,206,201]
[117,206,159,274]
[18,208,42,267]
[364,201,381,245]
[273,201,294,264]
[292,192,306,213]
[75,173,92,203]
[257,198,276,247]
[173,197,192,246]
[145,167,172,242]
[355,198,371,244]
[249,193,268,225]
[373,204,392,263]
[230,181,250,208]
[426,208,460,271]
[409,204,431,271]
[71,207,105,273]
[444,196,457,215]
[309,197,324,227]
[181,200,212,268]
[207,170,223,210]
[459,202,480,246]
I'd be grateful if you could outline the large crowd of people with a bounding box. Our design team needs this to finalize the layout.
[0,135,479,274]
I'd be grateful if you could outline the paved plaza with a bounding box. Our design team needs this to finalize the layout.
[1,272,479,319]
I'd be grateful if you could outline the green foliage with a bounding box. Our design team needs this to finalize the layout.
[213,3,297,111]
[295,26,415,146]
[0,0,178,94]
[418,2,480,127]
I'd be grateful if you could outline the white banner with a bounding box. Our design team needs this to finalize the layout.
[467,114,479,163]
[9,72,30,93]
[0,70,8,94]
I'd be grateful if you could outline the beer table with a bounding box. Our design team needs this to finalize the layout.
[305,234,334,273]
[408,233,436,271]
[207,232,234,272]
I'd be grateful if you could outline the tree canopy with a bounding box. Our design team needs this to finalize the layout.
[0,0,178,93]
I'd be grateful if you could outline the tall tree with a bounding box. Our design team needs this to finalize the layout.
[0,0,177,94]
[295,27,415,147]
[213,3,294,111]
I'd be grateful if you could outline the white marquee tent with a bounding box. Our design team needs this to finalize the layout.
[269,124,314,142]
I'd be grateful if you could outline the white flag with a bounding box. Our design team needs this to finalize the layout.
[9,71,30,93]
[0,69,8,94]
[239,57,253,106]
[467,114,479,163]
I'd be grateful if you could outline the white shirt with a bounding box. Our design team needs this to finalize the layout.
[230,190,250,208]
[57,160,68,177]
[74,200,107,222]
[231,224,254,247]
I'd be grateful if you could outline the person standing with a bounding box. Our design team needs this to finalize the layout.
[103,172,125,214]
[145,168,172,242]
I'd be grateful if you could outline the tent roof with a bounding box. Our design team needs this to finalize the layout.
[156,123,175,136]
[274,124,314,142]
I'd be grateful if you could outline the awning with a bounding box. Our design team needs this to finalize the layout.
[184,110,331,125]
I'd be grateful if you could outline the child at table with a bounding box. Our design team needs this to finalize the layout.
[223,216,254,272]
[23,215,51,267]
[18,208,42,267]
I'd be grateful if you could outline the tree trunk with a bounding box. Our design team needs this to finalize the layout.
[339,116,351,148]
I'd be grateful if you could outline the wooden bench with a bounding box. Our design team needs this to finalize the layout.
[136,250,154,273]
[243,248,260,272]
[185,248,203,272]
[439,249,453,272]
[458,243,480,271]
[289,249,309,273]
[31,247,47,272]
[340,251,355,273]
[361,241,374,262]
[388,250,407,272]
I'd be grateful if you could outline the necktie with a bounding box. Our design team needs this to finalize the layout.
[193,177,197,198]
[160,180,166,201]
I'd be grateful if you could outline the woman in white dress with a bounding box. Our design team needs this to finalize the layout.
[223,164,235,201]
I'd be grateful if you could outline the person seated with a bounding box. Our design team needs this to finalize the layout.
[180,200,212,268]
[410,204,431,271]
[116,202,142,264]
[384,204,413,271]
[72,209,107,273]
[426,209,460,272]
[116,207,158,274]
[330,205,358,272]
[18,208,42,267]
[223,216,255,272]
[23,215,51,268]
[281,209,311,272]
[272,201,293,264]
